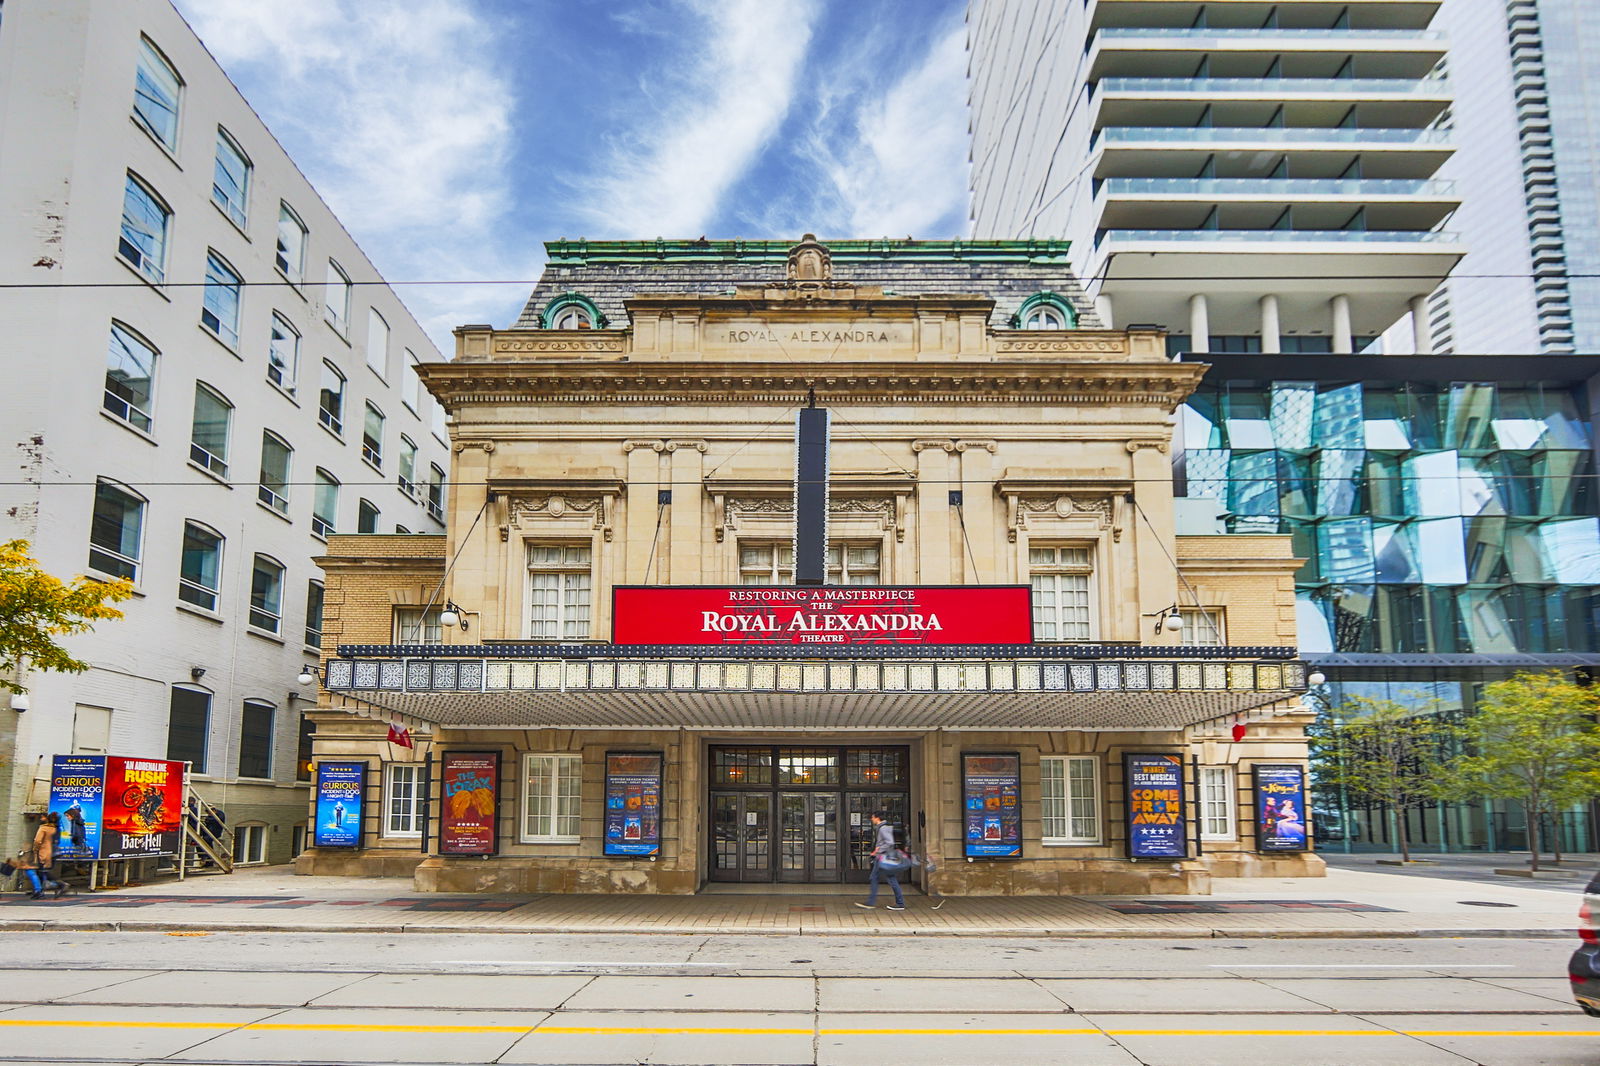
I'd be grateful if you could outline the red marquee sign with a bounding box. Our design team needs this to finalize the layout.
[612,585,1033,646]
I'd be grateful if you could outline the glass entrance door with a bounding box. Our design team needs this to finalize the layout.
[779,791,840,883]
[710,791,772,882]
[846,791,910,882]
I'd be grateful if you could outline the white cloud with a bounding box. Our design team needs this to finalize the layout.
[580,0,819,236]
[803,24,971,238]
[174,0,526,350]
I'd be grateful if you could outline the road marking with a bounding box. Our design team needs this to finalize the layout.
[0,1019,1591,1038]
[1211,963,1515,969]
[431,959,729,969]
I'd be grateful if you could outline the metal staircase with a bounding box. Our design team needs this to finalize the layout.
[180,794,234,876]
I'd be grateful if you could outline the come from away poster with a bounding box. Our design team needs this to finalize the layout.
[1124,753,1188,859]
[439,752,499,856]
[962,753,1022,858]
[313,761,366,848]
[1254,764,1310,852]
[604,752,662,857]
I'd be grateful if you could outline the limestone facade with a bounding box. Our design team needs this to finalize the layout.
[303,238,1323,894]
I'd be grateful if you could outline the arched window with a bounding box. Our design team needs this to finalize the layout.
[540,293,606,330]
[1014,292,1078,330]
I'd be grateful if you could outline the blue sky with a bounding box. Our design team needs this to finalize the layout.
[174,0,972,354]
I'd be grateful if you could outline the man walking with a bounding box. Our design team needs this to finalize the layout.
[855,812,906,911]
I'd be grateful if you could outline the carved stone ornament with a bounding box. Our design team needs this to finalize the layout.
[452,440,496,454]
[787,234,831,282]
[505,493,614,542]
[1004,493,1121,543]
[715,494,902,542]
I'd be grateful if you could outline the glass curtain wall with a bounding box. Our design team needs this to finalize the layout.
[1182,380,1600,853]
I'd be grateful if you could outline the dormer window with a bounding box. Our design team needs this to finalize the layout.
[1014,292,1077,330]
[540,293,606,330]
[554,306,592,329]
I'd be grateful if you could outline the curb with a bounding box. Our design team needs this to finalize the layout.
[0,919,1573,939]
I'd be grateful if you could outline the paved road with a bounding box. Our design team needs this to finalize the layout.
[0,932,1587,1064]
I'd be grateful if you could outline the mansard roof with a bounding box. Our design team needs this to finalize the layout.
[514,237,1100,332]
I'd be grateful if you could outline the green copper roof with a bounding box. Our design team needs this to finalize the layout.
[544,237,1071,266]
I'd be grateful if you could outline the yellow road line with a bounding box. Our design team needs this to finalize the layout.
[0,1019,1591,1038]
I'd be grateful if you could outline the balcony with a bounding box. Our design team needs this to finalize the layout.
[1090,28,1447,81]
[1097,228,1460,247]
[1101,176,1454,197]
[1094,76,1451,130]
[1099,126,1451,146]
[1098,76,1450,97]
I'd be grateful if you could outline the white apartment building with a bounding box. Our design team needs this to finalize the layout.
[0,0,450,864]
[968,0,1465,355]
[1428,0,1600,354]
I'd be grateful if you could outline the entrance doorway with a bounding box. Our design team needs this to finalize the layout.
[708,745,911,883]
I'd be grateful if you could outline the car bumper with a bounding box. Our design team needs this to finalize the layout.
[1569,944,1600,1014]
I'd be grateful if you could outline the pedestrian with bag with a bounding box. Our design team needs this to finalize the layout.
[855,811,908,911]
[22,813,68,899]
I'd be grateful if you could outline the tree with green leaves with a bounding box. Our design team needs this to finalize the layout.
[0,539,133,696]
[1445,671,1600,871]
[1309,694,1456,862]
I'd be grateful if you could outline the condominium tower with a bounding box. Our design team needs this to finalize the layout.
[0,0,450,863]
[968,0,1463,354]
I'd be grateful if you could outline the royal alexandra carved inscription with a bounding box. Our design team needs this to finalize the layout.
[707,320,914,350]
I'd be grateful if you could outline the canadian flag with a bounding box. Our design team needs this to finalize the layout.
[1231,719,1247,742]
[387,723,413,748]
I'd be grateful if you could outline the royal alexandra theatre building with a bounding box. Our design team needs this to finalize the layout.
[300,237,1324,895]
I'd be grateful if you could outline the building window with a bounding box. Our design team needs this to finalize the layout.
[89,480,144,580]
[304,580,324,647]
[318,361,345,434]
[1200,766,1236,840]
[384,763,423,837]
[357,499,380,534]
[201,251,242,347]
[233,823,266,865]
[118,174,169,283]
[189,383,232,477]
[324,259,351,333]
[249,554,284,633]
[177,521,223,611]
[238,700,274,779]
[312,469,339,539]
[426,465,445,522]
[290,823,307,857]
[1030,545,1093,641]
[211,128,251,227]
[402,351,423,413]
[268,313,299,392]
[739,541,880,584]
[103,322,157,431]
[167,686,209,772]
[521,753,580,842]
[1182,608,1226,647]
[540,293,604,330]
[275,202,306,282]
[394,607,443,645]
[258,431,292,515]
[362,403,384,469]
[430,396,448,442]
[297,717,314,781]
[72,704,114,756]
[132,37,181,150]
[527,544,592,639]
[366,308,389,379]
[1014,292,1077,330]
[1041,756,1100,844]
[398,436,417,496]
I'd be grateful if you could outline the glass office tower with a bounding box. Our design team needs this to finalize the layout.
[1179,355,1600,853]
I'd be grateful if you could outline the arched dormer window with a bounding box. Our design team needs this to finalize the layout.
[1012,292,1078,330]
[540,293,606,330]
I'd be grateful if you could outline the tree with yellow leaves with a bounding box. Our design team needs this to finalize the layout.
[0,540,133,696]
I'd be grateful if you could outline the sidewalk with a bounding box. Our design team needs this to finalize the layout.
[0,859,1584,938]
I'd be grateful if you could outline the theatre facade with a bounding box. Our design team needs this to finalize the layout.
[300,237,1324,895]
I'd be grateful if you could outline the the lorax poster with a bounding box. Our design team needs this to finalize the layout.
[439,752,499,856]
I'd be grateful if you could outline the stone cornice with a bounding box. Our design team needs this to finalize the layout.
[419,361,1206,410]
